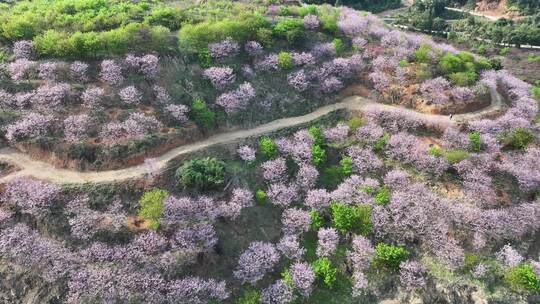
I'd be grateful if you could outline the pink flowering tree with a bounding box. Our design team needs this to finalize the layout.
[290,262,315,297]
[216,82,256,114]
[3,177,60,217]
[261,157,287,182]
[118,86,142,104]
[277,235,305,260]
[31,83,71,107]
[100,59,124,85]
[304,14,320,30]
[305,189,331,210]
[64,114,91,142]
[245,41,263,56]
[267,183,299,208]
[165,104,189,123]
[316,228,339,257]
[237,145,256,163]
[9,59,35,82]
[13,40,34,59]
[203,66,236,90]
[281,208,311,236]
[38,62,59,81]
[420,77,450,104]
[287,70,309,92]
[209,37,240,59]
[81,87,105,109]
[261,280,294,304]
[153,85,171,104]
[233,241,280,284]
[70,61,89,82]
[5,112,54,142]
[399,261,427,291]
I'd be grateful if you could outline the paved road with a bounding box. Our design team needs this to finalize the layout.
[0,92,504,185]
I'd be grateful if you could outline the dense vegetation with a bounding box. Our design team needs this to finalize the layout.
[0,1,539,304]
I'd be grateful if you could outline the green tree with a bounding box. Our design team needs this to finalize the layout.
[340,157,353,177]
[331,202,372,235]
[374,187,391,206]
[504,128,535,150]
[138,189,169,230]
[469,132,481,152]
[374,243,410,271]
[310,210,324,230]
[176,157,226,189]
[312,145,327,168]
[190,99,215,130]
[505,263,540,293]
[277,51,293,69]
[309,126,324,146]
[259,137,278,159]
[333,38,344,55]
[312,257,337,288]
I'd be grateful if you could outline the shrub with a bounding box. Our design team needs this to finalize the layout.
[449,71,477,86]
[309,126,324,146]
[277,52,294,69]
[190,99,215,130]
[259,137,278,159]
[236,289,261,304]
[299,5,318,17]
[347,117,363,132]
[176,157,226,189]
[499,47,510,56]
[273,19,305,44]
[312,145,327,168]
[256,28,274,47]
[373,133,390,153]
[374,243,410,271]
[374,187,391,206]
[428,146,443,157]
[414,44,432,63]
[138,189,169,230]
[332,38,344,56]
[198,48,213,68]
[469,132,481,152]
[340,157,354,177]
[443,150,469,164]
[145,6,184,30]
[319,11,338,34]
[312,257,337,288]
[533,86,540,100]
[256,190,267,203]
[504,264,540,293]
[310,210,324,230]
[331,202,372,235]
[178,14,270,53]
[503,128,535,150]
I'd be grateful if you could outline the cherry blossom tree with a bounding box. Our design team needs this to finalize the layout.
[9,58,35,82]
[399,261,427,291]
[420,77,450,104]
[153,85,171,104]
[5,112,54,142]
[287,70,310,92]
[118,86,142,104]
[13,40,34,59]
[305,189,331,210]
[277,235,305,260]
[245,41,264,56]
[304,14,320,30]
[31,83,71,107]
[3,177,60,217]
[281,208,311,235]
[234,241,280,284]
[296,164,319,189]
[81,87,105,109]
[316,228,339,257]
[290,262,315,297]
[347,235,375,272]
[172,223,218,252]
[267,183,298,207]
[203,66,236,90]
[100,59,124,85]
[38,62,58,81]
[237,145,256,162]
[216,82,256,114]
[209,37,240,59]
[496,244,523,267]
[165,104,189,123]
[70,61,89,82]
[261,158,287,182]
[261,280,294,304]
[64,114,91,142]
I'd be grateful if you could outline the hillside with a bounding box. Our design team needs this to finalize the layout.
[0,1,539,304]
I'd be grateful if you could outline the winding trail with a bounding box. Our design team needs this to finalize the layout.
[0,93,504,185]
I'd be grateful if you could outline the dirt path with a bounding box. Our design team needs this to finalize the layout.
[0,93,504,185]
